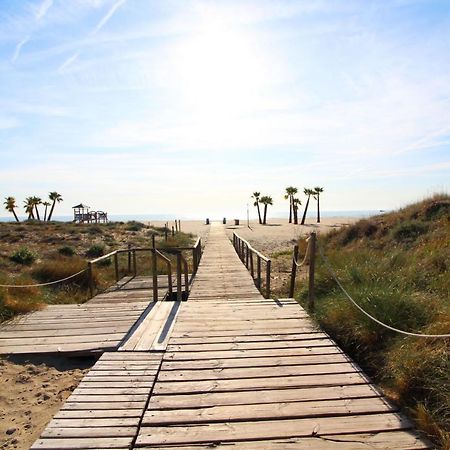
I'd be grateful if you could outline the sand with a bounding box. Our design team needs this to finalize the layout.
[0,216,356,449]
[0,356,94,450]
[151,217,356,255]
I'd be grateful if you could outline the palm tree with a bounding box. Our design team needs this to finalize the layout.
[284,186,298,223]
[4,197,19,222]
[301,188,315,225]
[47,192,63,221]
[259,195,273,225]
[24,197,35,220]
[292,197,301,224]
[313,187,324,223]
[32,196,42,221]
[42,201,51,221]
[251,192,262,224]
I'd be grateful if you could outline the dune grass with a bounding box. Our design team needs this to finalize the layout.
[294,194,449,447]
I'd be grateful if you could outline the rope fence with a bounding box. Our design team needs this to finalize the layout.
[316,240,450,339]
[0,268,87,289]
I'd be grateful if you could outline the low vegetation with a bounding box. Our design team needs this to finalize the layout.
[0,220,195,322]
[293,194,449,447]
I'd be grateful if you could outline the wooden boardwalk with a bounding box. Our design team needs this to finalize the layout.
[0,275,171,355]
[31,223,431,449]
[136,224,431,449]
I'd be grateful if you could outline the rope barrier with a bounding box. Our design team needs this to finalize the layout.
[317,242,450,339]
[0,268,87,288]
[292,235,311,268]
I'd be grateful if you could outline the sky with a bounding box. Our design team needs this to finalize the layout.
[1,0,449,219]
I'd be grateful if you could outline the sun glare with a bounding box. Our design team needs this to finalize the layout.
[173,25,267,121]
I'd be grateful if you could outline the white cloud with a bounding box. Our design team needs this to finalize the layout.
[91,0,127,35]
[35,0,54,21]
[11,36,30,62]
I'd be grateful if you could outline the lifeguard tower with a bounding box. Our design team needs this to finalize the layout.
[72,204,108,224]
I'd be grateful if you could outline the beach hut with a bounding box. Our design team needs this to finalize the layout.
[72,204,90,223]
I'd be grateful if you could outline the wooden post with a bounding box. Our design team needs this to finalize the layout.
[172,226,175,236]
[256,255,261,289]
[164,225,168,241]
[289,244,299,298]
[178,220,181,232]
[250,251,254,280]
[175,220,178,233]
[176,252,182,302]
[308,232,317,311]
[166,259,173,298]
[133,250,137,277]
[266,259,271,299]
[152,235,158,302]
[127,243,132,273]
[114,252,119,282]
[245,243,249,268]
[87,262,94,298]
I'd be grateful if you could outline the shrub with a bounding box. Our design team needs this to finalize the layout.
[10,247,38,265]
[58,246,76,256]
[86,244,105,258]
[88,225,103,235]
[392,220,428,243]
[32,257,92,289]
[126,221,146,231]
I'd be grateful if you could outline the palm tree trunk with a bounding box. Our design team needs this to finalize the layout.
[317,195,320,223]
[256,202,262,224]
[35,205,41,221]
[12,209,19,222]
[44,205,48,222]
[263,205,267,224]
[288,196,292,223]
[48,201,56,221]
[301,196,310,225]
[293,205,298,224]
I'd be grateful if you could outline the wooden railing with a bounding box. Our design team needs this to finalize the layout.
[289,232,316,311]
[87,236,203,301]
[233,233,271,298]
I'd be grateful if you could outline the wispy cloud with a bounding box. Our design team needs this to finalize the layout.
[91,0,127,35]
[57,0,127,73]
[11,36,30,62]
[58,51,80,73]
[35,0,53,22]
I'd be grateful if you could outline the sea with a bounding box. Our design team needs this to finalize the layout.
[0,210,383,223]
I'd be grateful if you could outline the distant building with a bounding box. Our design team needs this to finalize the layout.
[72,204,108,223]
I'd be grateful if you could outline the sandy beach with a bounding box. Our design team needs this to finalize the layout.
[0,216,356,449]
[150,216,357,255]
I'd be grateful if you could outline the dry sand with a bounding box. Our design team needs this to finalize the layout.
[0,355,94,450]
[151,216,356,254]
[0,216,356,449]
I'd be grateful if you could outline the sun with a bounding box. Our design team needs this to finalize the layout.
[172,25,267,121]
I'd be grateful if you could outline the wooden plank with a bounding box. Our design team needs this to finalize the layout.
[153,373,369,394]
[134,431,432,449]
[31,437,132,449]
[164,347,342,360]
[136,413,412,445]
[158,363,360,381]
[149,384,382,409]
[143,397,395,425]
[162,353,350,370]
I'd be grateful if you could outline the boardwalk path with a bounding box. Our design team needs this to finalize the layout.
[32,223,430,449]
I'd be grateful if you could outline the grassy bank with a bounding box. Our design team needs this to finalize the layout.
[0,221,195,322]
[293,194,449,447]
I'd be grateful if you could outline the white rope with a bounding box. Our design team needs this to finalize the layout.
[0,268,87,288]
[317,242,450,339]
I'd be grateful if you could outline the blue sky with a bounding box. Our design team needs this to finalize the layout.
[1,0,449,219]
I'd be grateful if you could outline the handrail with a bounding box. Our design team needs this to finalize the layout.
[155,250,173,299]
[86,239,202,299]
[233,233,271,298]
[289,232,316,308]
